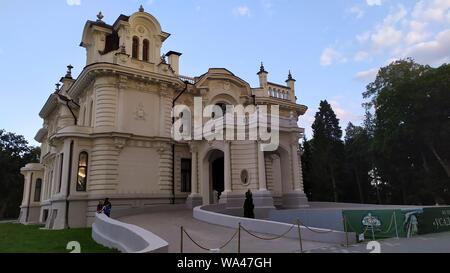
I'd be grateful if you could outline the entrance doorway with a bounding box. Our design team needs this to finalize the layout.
[208,150,224,204]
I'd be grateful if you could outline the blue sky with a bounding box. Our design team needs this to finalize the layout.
[0,0,449,146]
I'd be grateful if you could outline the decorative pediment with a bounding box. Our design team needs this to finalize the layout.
[194,68,253,105]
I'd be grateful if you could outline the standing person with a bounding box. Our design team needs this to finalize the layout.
[103,198,112,218]
[96,201,104,214]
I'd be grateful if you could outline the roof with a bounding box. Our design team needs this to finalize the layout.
[268,81,290,89]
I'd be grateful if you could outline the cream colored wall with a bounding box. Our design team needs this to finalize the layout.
[174,145,191,196]
[230,142,259,193]
[117,89,160,136]
[117,146,160,194]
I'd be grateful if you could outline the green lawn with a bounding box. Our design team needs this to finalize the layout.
[0,223,119,253]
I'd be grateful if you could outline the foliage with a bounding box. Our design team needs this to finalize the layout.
[303,59,450,205]
[307,100,345,202]
[0,130,40,219]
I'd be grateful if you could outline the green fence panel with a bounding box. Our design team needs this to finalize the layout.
[417,207,450,235]
[342,210,405,240]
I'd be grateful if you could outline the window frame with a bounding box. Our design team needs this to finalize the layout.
[76,151,89,192]
[34,178,42,202]
[180,158,192,193]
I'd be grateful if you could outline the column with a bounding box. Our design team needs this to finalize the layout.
[257,143,268,191]
[291,143,302,191]
[190,145,198,195]
[224,141,232,193]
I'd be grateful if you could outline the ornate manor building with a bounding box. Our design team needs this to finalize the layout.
[19,7,309,229]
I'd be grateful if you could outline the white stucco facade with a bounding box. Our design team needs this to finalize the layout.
[19,7,309,229]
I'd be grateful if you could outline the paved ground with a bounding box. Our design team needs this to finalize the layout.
[308,232,450,253]
[118,205,334,253]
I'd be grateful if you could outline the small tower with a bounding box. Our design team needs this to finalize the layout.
[286,70,296,102]
[257,62,268,88]
[59,65,76,95]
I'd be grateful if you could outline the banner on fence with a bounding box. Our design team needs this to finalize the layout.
[343,206,450,240]
[417,207,450,235]
[342,210,404,240]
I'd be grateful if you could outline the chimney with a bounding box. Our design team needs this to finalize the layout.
[59,65,76,95]
[257,62,268,88]
[286,70,296,102]
[166,51,182,75]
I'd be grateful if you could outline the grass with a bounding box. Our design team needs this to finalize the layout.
[0,223,119,253]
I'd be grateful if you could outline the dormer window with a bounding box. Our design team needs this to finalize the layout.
[143,39,150,62]
[132,36,139,59]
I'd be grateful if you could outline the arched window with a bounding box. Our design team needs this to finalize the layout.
[142,39,149,62]
[77,152,88,192]
[34,178,42,202]
[132,36,139,59]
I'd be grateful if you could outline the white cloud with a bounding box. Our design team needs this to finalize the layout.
[354,68,379,81]
[371,25,403,49]
[354,51,370,62]
[412,0,450,23]
[406,20,430,45]
[349,6,365,19]
[320,48,347,66]
[356,31,371,43]
[366,0,382,7]
[329,100,364,130]
[66,0,81,6]
[0,48,3,55]
[404,29,450,66]
[234,6,250,17]
[368,5,406,50]
[262,0,274,15]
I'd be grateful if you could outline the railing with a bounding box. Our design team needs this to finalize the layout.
[178,75,195,84]
[193,206,356,245]
[180,219,343,253]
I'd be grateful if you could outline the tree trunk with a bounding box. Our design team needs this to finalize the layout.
[0,203,7,219]
[353,166,364,203]
[329,166,339,202]
[428,143,450,178]
[421,150,430,174]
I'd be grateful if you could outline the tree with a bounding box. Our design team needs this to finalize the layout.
[301,136,313,200]
[344,123,373,203]
[0,130,40,219]
[308,100,345,202]
[363,59,450,205]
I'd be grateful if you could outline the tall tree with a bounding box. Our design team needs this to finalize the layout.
[0,130,40,219]
[308,100,345,202]
[344,123,373,203]
[301,136,313,200]
[363,59,450,205]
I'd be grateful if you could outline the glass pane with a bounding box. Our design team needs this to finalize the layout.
[79,153,87,167]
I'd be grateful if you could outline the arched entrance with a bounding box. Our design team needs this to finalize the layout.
[208,150,224,204]
[202,149,225,205]
[265,146,293,198]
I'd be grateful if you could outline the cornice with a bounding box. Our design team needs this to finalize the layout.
[255,97,308,116]
[68,62,185,99]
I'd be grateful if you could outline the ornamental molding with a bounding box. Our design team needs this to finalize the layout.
[134,103,147,121]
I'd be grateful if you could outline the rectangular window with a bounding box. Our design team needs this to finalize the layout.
[181,159,192,193]
[34,179,42,202]
[77,152,88,192]
[58,153,64,193]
